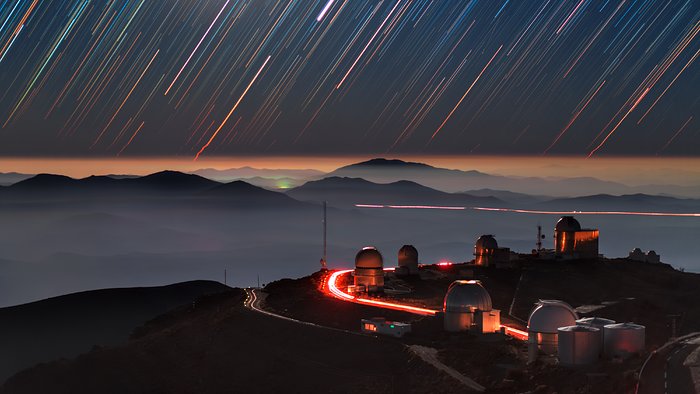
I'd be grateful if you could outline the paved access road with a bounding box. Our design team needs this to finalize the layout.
[637,334,700,394]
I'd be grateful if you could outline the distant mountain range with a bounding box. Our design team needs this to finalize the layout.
[192,167,323,182]
[0,172,33,186]
[326,158,700,198]
[4,158,699,198]
[0,171,303,208]
[287,176,502,207]
[2,164,698,213]
[539,193,700,213]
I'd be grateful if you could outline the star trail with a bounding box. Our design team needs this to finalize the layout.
[0,0,697,158]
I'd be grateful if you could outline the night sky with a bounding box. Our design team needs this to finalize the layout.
[0,0,698,158]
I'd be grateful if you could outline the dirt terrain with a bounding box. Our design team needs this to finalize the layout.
[2,289,456,394]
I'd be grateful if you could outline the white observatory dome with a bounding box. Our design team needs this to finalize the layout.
[527,300,579,356]
[443,280,493,332]
[444,280,493,313]
[528,300,578,333]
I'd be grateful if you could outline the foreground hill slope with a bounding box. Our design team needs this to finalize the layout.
[2,289,453,394]
[0,281,229,384]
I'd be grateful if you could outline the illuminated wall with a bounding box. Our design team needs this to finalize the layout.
[353,267,384,291]
[555,229,599,258]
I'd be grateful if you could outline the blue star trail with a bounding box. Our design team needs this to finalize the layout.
[0,0,697,158]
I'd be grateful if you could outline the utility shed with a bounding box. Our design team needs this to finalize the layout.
[361,318,412,338]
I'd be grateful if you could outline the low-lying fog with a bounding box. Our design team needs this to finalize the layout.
[1,197,698,307]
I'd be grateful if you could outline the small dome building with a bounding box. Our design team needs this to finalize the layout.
[354,247,384,292]
[474,235,497,266]
[398,245,419,275]
[527,300,578,360]
[554,216,599,259]
[443,280,500,333]
[474,235,511,267]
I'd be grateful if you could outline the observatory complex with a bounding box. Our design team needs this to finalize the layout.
[337,214,650,373]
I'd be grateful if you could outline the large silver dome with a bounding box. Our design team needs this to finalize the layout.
[528,300,578,334]
[443,280,492,313]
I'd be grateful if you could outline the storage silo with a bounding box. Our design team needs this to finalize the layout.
[354,247,384,292]
[527,300,578,361]
[576,317,615,354]
[443,280,493,332]
[557,325,601,366]
[603,322,645,358]
[398,245,419,274]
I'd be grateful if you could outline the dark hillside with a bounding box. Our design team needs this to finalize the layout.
[2,289,454,394]
[0,281,229,384]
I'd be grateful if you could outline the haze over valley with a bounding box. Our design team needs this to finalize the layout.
[1,158,698,308]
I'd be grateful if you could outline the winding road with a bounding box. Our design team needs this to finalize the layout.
[637,333,700,394]
[243,284,487,391]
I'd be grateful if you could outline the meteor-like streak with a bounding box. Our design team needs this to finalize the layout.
[587,86,650,157]
[336,0,403,89]
[657,116,693,154]
[164,0,230,96]
[325,269,528,339]
[430,45,502,141]
[316,0,336,22]
[544,80,606,154]
[355,204,700,217]
[194,55,271,161]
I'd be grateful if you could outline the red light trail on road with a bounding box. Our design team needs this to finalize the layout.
[324,269,528,340]
[326,269,438,315]
[355,204,700,218]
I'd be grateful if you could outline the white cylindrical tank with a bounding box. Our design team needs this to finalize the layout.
[603,322,645,358]
[527,300,578,355]
[576,317,616,354]
[557,325,601,366]
[443,280,492,332]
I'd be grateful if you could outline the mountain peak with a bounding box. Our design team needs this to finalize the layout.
[132,171,219,189]
[345,158,433,169]
[11,173,77,189]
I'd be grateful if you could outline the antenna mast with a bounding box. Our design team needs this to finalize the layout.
[320,201,328,270]
[536,224,543,251]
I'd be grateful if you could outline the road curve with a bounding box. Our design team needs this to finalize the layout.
[244,286,487,391]
[637,333,700,394]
